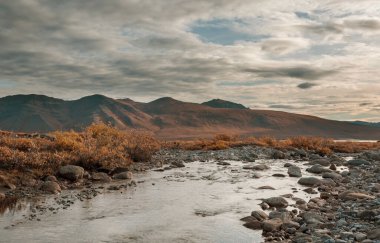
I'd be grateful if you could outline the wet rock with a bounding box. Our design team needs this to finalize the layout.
[171,161,185,168]
[92,172,112,182]
[263,197,288,208]
[355,232,367,241]
[262,218,283,232]
[272,150,286,159]
[301,212,323,224]
[39,181,61,194]
[329,163,337,170]
[367,228,380,240]
[303,187,317,194]
[282,221,300,230]
[269,210,292,222]
[298,177,322,187]
[113,171,133,180]
[284,162,293,167]
[347,159,370,166]
[59,165,85,181]
[310,158,331,166]
[243,220,262,230]
[320,178,336,187]
[240,216,257,223]
[339,191,375,201]
[217,161,231,166]
[294,198,306,205]
[288,166,302,177]
[306,164,331,174]
[322,172,342,180]
[272,173,286,177]
[251,210,268,221]
[257,186,275,190]
[260,202,270,210]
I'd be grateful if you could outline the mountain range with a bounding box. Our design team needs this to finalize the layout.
[0,94,379,140]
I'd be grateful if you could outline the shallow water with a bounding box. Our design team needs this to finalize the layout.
[0,159,332,243]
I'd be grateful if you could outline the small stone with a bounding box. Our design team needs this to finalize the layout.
[262,218,283,232]
[263,197,289,208]
[251,210,268,221]
[355,232,367,241]
[243,220,262,230]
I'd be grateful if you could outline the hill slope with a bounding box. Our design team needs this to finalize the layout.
[0,94,379,140]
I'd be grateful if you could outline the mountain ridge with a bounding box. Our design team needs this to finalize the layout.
[0,94,379,140]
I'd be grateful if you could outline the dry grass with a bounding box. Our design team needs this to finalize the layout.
[0,123,160,175]
[163,134,380,155]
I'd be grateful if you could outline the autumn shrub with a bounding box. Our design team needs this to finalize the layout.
[0,123,160,175]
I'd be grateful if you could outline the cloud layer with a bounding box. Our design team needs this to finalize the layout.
[0,0,379,121]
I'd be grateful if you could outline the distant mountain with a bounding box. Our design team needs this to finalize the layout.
[350,121,380,128]
[0,94,380,140]
[202,99,247,109]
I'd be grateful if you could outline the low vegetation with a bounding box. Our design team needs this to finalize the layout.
[0,123,160,175]
[164,134,380,155]
[0,125,378,177]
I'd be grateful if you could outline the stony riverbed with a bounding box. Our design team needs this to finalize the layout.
[0,146,379,242]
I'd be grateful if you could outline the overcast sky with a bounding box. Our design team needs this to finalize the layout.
[1,1,380,121]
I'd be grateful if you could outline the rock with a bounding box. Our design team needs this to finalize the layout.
[110,167,129,175]
[260,202,270,210]
[217,161,230,166]
[330,164,337,170]
[251,210,268,221]
[240,216,257,223]
[40,181,61,194]
[171,161,185,168]
[262,218,283,232]
[320,178,336,187]
[298,177,322,187]
[339,191,375,201]
[303,187,317,194]
[0,192,5,200]
[45,175,58,182]
[269,210,292,222]
[355,232,367,241]
[284,162,293,167]
[322,172,342,180]
[91,172,112,182]
[301,212,323,224]
[288,166,302,177]
[263,197,288,208]
[257,186,275,190]
[113,171,133,180]
[347,159,370,166]
[243,220,262,230]
[367,228,380,240]
[272,150,286,159]
[272,173,286,177]
[310,159,331,166]
[252,164,270,170]
[306,164,331,174]
[341,232,354,241]
[58,165,85,181]
[282,221,300,230]
[362,151,380,161]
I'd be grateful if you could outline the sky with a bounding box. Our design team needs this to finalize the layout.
[0,0,380,121]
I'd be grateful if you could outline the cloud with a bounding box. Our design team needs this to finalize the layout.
[261,38,310,55]
[244,66,337,80]
[297,82,318,89]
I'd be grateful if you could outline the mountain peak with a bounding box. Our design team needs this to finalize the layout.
[202,99,248,109]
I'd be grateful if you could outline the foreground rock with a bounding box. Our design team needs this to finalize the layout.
[288,165,302,177]
[263,197,288,208]
[59,165,85,181]
[298,177,321,187]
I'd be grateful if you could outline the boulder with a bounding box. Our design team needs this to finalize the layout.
[263,197,288,208]
[59,165,85,181]
[92,172,112,182]
[347,159,370,166]
[243,220,262,230]
[339,191,375,201]
[262,218,283,232]
[322,172,342,180]
[310,159,331,166]
[367,228,380,240]
[113,171,133,180]
[298,177,322,187]
[288,166,302,177]
[306,164,331,174]
[251,210,268,221]
[40,181,61,194]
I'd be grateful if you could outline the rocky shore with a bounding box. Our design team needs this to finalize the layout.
[1,145,379,242]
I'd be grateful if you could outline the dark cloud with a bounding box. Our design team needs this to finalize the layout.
[297,82,318,89]
[244,66,337,80]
